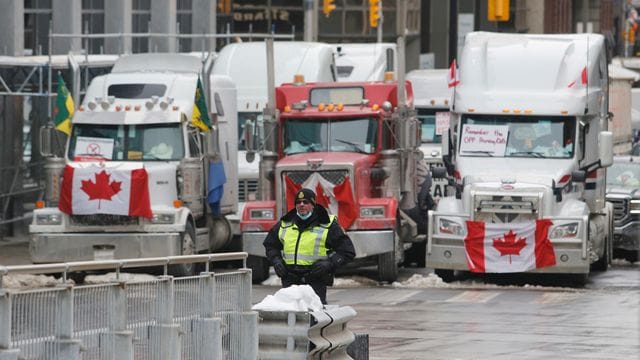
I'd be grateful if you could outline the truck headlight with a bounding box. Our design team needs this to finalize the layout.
[36,213,62,225]
[550,222,579,238]
[360,206,385,217]
[630,200,640,212]
[438,218,465,235]
[250,209,274,220]
[151,213,175,224]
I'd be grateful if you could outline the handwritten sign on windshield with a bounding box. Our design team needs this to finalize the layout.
[460,124,508,155]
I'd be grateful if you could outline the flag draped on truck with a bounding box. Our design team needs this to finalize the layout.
[463,220,556,273]
[191,77,212,132]
[285,173,357,229]
[59,165,152,218]
[53,73,74,135]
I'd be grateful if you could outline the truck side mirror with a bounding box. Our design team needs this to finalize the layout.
[598,131,613,167]
[39,125,54,157]
[441,129,450,157]
[244,119,256,163]
[571,170,586,183]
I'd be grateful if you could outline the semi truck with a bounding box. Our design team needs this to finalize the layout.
[334,43,396,82]
[240,39,431,282]
[212,41,336,204]
[427,32,614,283]
[29,53,238,276]
[406,69,452,201]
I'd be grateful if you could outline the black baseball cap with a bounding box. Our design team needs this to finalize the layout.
[295,188,316,204]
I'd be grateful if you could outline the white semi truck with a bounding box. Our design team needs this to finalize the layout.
[406,69,452,201]
[334,43,397,82]
[30,53,238,276]
[212,41,336,203]
[427,32,614,283]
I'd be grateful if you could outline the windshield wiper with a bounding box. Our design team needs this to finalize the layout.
[509,151,545,158]
[461,150,494,157]
[335,139,367,153]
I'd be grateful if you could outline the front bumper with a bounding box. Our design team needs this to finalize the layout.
[30,232,181,263]
[242,229,394,258]
[613,220,640,251]
[426,211,591,274]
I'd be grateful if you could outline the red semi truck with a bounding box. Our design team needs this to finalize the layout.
[240,70,432,282]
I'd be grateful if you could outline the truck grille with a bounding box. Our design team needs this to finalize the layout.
[473,194,539,224]
[606,197,629,223]
[70,214,139,226]
[238,179,258,202]
[285,170,349,186]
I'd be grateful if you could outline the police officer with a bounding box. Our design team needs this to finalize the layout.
[263,188,355,304]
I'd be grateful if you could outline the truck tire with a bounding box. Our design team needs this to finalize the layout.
[168,222,196,277]
[434,269,455,283]
[591,242,609,272]
[247,255,270,284]
[378,251,398,283]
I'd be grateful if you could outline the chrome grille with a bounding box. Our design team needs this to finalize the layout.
[284,170,349,186]
[606,197,629,223]
[238,179,258,202]
[474,194,539,224]
[70,214,139,226]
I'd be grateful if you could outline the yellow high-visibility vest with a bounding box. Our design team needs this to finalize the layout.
[278,215,336,266]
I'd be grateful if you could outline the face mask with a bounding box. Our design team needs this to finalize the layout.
[297,209,313,220]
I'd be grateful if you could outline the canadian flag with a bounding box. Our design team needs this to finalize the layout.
[59,165,152,218]
[568,66,587,88]
[285,172,357,229]
[464,220,556,273]
[448,59,460,88]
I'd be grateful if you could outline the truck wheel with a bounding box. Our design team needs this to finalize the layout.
[591,242,609,272]
[247,255,270,284]
[434,269,455,283]
[378,251,398,283]
[169,222,196,277]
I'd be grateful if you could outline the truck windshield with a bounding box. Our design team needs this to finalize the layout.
[607,162,640,187]
[417,108,446,144]
[283,117,377,155]
[68,123,184,161]
[459,114,575,159]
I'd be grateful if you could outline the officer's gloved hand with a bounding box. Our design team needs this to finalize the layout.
[272,259,288,278]
[310,259,334,279]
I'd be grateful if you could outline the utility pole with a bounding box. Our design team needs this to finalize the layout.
[377,1,383,43]
[304,0,314,41]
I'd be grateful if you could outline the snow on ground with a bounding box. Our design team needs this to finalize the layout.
[1,274,71,289]
[84,272,158,284]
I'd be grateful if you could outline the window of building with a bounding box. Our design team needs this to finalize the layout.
[133,0,151,53]
[24,0,53,55]
[178,0,192,52]
[82,0,105,54]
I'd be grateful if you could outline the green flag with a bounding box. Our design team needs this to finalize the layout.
[53,73,74,136]
[191,77,211,132]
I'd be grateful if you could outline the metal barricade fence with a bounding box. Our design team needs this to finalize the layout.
[0,252,258,360]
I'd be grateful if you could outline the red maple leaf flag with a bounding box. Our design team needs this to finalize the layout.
[448,59,460,88]
[464,220,556,273]
[59,165,152,218]
[285,172,357,229]
[80,170,122,209]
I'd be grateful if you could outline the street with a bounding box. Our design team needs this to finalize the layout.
[2,239,639,359]
[254,263,640,360]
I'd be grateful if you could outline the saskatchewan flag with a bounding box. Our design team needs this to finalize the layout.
[191,77,212,132]
[53,73,74,136]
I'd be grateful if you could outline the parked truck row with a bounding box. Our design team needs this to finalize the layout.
[29,32,619,285]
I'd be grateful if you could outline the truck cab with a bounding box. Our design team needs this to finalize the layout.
[427,32,614,283]
[212,41,336,204]
[30,54,238,276]
[241,75,429,282]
